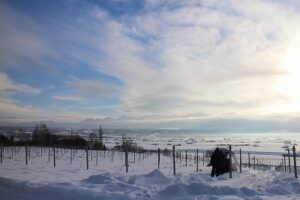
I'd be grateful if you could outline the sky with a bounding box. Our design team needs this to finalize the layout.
[1,0,300,129]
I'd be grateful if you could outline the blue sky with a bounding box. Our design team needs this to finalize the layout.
[1,0,300,127]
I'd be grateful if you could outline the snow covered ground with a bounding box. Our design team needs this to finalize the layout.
[0,146,300,199]
[102,131,300,153]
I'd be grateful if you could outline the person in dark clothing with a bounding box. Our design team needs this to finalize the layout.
[210,148,224,177]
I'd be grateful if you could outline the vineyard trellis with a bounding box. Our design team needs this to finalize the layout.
[0,143,299,179]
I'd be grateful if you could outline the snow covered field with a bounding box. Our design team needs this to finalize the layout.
[0,146,300,200]
[101,130,300,153]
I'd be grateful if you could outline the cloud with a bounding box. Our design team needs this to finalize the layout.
[0,72,45,121]
[51,95,84,102]
[0,72,40,94]
[65,77,120,97]
[0,98,45,121]
[2,0,300,124]
[83,0,300,118]
[0,4,56,68]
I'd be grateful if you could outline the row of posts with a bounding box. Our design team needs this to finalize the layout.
[170,145,298,178]
[171,145,204,175]
[0,144,298,178]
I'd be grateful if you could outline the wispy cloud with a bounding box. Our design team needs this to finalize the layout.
[65,77,120,97]
[0,4,56,68]
[0,98,45,121]
[84,0,300,118]
[0,72,40,94]
[51,95,84,102]
[1,0,300,124]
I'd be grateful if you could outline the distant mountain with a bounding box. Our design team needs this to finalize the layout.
[79,118,102,124]
[1,116,300,132]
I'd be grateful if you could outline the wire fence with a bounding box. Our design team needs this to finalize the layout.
[0,144,299,178]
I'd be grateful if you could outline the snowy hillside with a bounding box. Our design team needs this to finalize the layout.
[0,147,299,200]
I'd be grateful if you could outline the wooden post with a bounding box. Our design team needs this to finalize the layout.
[239,149,242,173]
[48,147,50,162]
[125,147,128,173]
[134,148,136,163]
[196,149,199,171]
[173,145,176,175]
[53,146,56,167]
[293,146,298,178]
[202,152,204,166]
[0,143,2,163]
[288,149,291,173]
[248,153,250,168]
[25,145,28,165]
[158,148,160,169]
[229,145,232,178]
[185,150,188,166]
[179,152,182,164]
[284,155,286,172]
[86,145,89,170]
[253,156,255,170]
[96,149,98,166]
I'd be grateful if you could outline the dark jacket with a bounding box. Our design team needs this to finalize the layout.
[210,149,224,167]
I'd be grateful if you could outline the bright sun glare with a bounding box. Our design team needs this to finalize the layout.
[284,43,300,76]
[274,42,300,113]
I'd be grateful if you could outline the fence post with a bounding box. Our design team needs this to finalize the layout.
[25,145,28,165]
[158,148,160,169]
[248,153,250,169]
[229,145,232,178]
[284,155,286,172]
[179,152,182,164]
[239,149,242,173]
[125,147,128,173]
[48,147,50,162]
[173,145,176,175]
[0,143,2,163]
[70,147,73,164]
[53,145,56,167]
[185,150,188,166]
[196,149,199,171]
[293,146,298,178]
[202,152,204,166]
[86,145,89,170]
[288,149,291,173]
[134,148,136,163]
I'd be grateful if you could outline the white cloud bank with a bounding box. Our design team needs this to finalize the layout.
[2,0,300,125]
[85,0,300,119]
